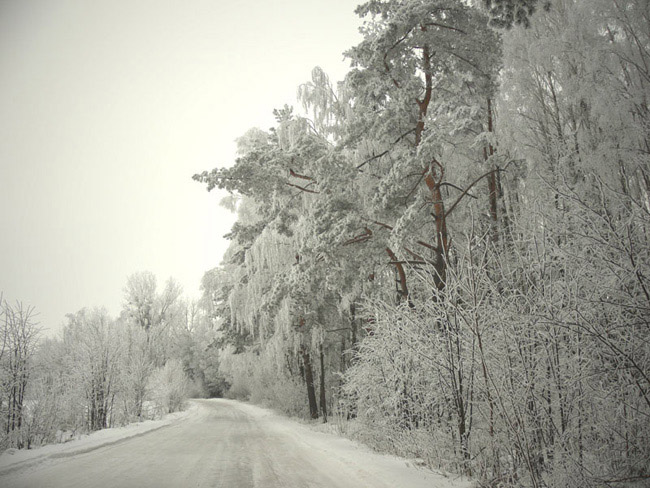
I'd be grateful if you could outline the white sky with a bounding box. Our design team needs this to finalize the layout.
[0,0,362,335]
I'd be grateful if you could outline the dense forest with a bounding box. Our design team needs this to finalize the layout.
[193,1,650,487]
[1,1,649,487]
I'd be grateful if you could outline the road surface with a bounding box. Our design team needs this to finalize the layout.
[0,399,467,488]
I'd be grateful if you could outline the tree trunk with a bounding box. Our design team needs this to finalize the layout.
[350,303,358,354]
[484,98,499,241]
[319,343,327,423]
[386,247,409,303]
[302,349,319,419]
[424,164,449,290]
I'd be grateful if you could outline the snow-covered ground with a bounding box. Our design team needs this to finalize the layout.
[230,399,472,488]
[0,399,472,487]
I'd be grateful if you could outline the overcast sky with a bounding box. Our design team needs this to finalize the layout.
[0,0,362,335]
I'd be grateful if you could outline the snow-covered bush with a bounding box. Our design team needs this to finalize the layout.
[342,277,480,475]
[342,189,650,486]
[218,348,253,401]
[219,345,307,418]
[147,359,189,417]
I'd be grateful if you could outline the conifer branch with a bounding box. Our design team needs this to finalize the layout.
[357,129,416,169]
[423,22,467,34]
[286,182,320,194]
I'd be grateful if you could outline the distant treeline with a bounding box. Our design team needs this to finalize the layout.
[0,271,226,450]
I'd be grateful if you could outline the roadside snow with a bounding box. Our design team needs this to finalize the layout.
[0,403,197,475]
[232,400,472,488]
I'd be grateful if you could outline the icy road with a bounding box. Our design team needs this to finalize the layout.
[0,399,469,488]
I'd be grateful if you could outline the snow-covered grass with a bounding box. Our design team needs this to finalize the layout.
[0,402,197,475]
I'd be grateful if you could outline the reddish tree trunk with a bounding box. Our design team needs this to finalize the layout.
[418,39,449,290]
[424,165,449,290]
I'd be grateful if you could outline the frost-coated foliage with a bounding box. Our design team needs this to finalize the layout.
[147,359,189,416]
[219,341,309,418]
[343,197,650,485]
[193,0,650,486]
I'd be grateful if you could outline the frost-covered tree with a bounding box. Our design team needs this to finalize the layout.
[0,299,39,449]
[62,308,120,431]
[339,0,502,292]
[123,272,182,334]
[195,104,361,419]
[482,0,550,28]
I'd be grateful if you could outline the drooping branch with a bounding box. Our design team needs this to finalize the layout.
[440,181,477,198]
[404,167,429,201]
[286,182,320,194]
[343,227,373,246]
[403,245,427,263]
[353,219,436,250]
[445,164,510,220]
[367,219,437,251]
[423,22,467,34]
[357,129,416,169]
[448,51,490,78]
[289,169,315,181]
[383,28,414,89]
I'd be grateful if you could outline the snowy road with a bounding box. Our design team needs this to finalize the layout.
[0,399,468,488]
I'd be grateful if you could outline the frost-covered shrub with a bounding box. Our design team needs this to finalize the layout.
[219,345,308,418]
[344,189,650,486]
[249,364,306,418]
[20,376,64,448]
[219,348,253,401]
[342,294,470,474]
[147,359,189,416]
